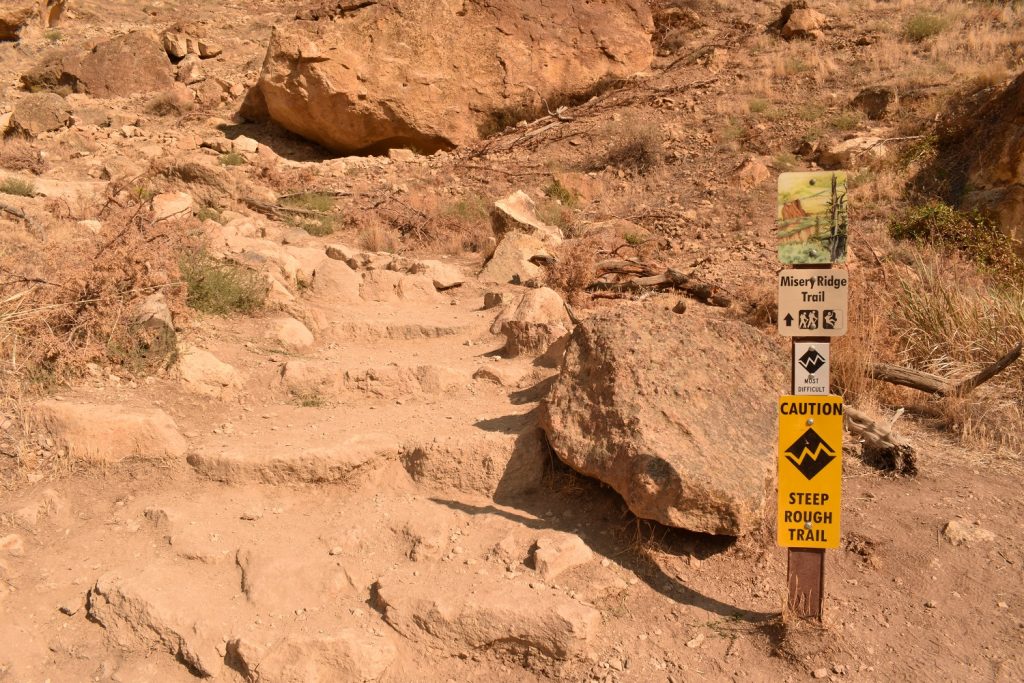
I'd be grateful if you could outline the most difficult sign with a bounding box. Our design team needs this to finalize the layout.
[777,395,843,549]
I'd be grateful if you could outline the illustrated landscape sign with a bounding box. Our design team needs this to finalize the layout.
[793,342,830,396]
[777,268,849,337]
[777,395,843,549]
[777,171,848,264]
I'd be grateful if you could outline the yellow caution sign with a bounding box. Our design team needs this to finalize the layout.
[777,395,843,548]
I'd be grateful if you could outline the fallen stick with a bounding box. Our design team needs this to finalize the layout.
[845,406,917,475]
[869,341,1023,397]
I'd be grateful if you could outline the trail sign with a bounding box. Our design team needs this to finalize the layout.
[777,171,848,264]
[793,342,830,396]
[777,395,843,549]
[777,269,849,337]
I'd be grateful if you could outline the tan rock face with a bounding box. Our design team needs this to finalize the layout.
[257,0,653,153]
[0,4,34,42]
[33,401,187,463]
[492,190,563,245]
[539,307,786,536]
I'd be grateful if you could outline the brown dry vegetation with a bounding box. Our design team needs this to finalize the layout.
[0,207,197,393]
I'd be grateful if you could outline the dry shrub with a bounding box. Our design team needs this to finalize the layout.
[601,121,664,174]
[357,217,400,253]
[145,90,193,117]
[376,192,494,256]
[546,239,597,306]
[0,138,46,175]
[0,208,198,391]
[834,245,1024,456]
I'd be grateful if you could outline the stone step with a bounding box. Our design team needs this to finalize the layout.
[280,359,466,402]
[187,433,400,485]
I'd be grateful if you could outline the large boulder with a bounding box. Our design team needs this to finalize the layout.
[9,93,71,137]
[256,0,653,153]
[539,307,785,536]
[63,31,175,98]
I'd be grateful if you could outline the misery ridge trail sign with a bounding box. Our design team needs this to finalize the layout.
[776,170,849,621]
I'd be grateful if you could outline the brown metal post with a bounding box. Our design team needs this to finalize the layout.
[786,264,830,621]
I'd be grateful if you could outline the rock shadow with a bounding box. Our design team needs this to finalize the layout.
[216,121,336,163]
[429,455,775,623]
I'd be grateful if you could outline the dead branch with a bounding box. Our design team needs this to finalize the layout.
[0,203,30,225]
[869,341,1023,397]
[952,341,1023,396]
[846,407,917,476]
[586,264,731,307]
[277,190,352,200]
[869,364,949,394]
[243,197,332,219]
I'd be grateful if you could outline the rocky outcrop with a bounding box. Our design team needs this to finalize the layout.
[256,0,653,153]
[954,71,1024,251]
[539,307,785,536]
[0,4,34,42]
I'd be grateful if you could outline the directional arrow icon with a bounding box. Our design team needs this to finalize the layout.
[784,313,794,327]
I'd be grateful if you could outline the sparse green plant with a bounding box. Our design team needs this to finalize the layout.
[295,392,326,408]
[281,192,337,236]
[130,185,156,203]
[544,179,578,207]
[830,110,862,131]
[219,152,246,167]
[178,249,268,315]
[890,202,1023,280]
[44,29,62,42]
[537,200,574,233]
[623,232,644,246]
[0,177,35,197]
[749,98,770,114]
[196,206,223,223]
[903,13,948,42]
[443,194,490,222]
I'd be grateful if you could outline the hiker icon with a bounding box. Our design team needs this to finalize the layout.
[798,310,819,330]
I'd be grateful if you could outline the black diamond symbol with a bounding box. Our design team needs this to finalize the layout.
[798,348,826,375]
[784,427,836,480]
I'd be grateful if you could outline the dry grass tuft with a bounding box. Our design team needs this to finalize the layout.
[357,217,401,253]
[0,177,36,197]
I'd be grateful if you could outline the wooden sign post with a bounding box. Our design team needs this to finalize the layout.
[776,171,849,620]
